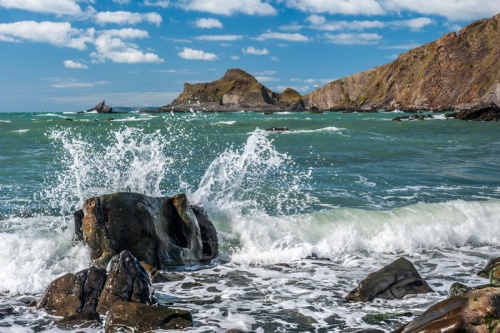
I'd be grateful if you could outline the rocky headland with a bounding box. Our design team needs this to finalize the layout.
[148,13,499,118]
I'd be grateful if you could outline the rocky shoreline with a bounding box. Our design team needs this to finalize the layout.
[28,191,500,332]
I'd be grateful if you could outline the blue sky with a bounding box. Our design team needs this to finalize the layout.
[0,0,499,112]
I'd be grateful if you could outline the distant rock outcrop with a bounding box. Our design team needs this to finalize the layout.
[304,14,500,112]
[161,69,305,112]
[87,100,113,113]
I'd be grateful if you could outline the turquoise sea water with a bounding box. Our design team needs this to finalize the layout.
[0,110,499,332]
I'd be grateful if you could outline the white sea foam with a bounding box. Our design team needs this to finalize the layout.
[212,121,236,125]
[0,120,11,123]
[288,126,343,134]
[112,116,154,122]
[13,129,29,133]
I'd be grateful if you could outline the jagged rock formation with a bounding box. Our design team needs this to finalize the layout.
[86,100,113,113]
[304,14,500,111]
[162,69,305,112]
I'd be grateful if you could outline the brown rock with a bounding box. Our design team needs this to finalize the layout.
[392,287,500,333]
[345,257,433,302]
[478,257,500,278]
[57,311,102,329]
[37,266,106,317]
[105,301,192,333]
[454,102,500,121]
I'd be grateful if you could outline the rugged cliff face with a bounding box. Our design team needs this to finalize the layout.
[168,68,304,111]
[304,13,500,111]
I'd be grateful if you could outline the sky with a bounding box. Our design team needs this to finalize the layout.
[0,0,499,112]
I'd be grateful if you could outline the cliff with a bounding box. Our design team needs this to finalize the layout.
[167,68,304,112]
[304,13,500,111]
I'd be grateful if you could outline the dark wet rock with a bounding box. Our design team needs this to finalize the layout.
[491,265,500,286]
[37,266,106,317]
[104,300,192,333]
[324,313,344,326]
[65,118,73,121]
[454,102,500,121]
[392,287,500,333]
[0,307,16,320]
[81,192,218,269]
[478,257,500,278]
[393,116,410,121]
[96,250,154,314]
[449,282,473,297]
[73,209,84,242]
[57,311,102,329]
[87,100,113,113]
[345,257,433,302]
[265,126,290,132]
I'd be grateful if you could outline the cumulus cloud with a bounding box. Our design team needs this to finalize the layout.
[242,47,269,55]
[178,0,277,16]
[304,15,431,32]
[195,34,243,41]
[144,0,169,8]
[96,11,162,26]
[255,76,280,82]
[193,18,223,29]
[324,32,382,45]
[255,31,310,42]
[178,47,218,60]
[113,0,130,4]
[63,60,88,69]
[381,0,500,21]
[0,0,83,15]
[46,78,109,88]
[91,28,164,63]
[230,55,240,60]
[0,21,93,50]
[285,0,384,15]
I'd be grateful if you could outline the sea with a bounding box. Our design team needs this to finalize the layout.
[0,110,499,332]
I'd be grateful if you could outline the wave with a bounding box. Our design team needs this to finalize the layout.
[212,121,236,125]
[287,126,344,134]
[13,129,29,133]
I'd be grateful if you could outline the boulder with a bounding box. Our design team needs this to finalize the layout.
[37,266,106,317]
[392,287,500,333]
[57,311,102,330]
[454,102,500,121]
[105,301,192,333]
[478,257,500,278]
[96,250,154,314]
[81,192,218,268]
[345,257,433,302]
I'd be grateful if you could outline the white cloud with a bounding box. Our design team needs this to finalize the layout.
[113,0,130,4]
[193,18,223,29]
[231,55,240,60]
[48,91,180,107]
[324,32,382,45]
[46,78,109,88]
[383,43,422,50]
[305,16,432,32]
[276,85,310,93]
[0,21,93,50]
[178,47,218,60]
[285,0,385,15]
[242,46,269,55]
[255,31,310,42]
[63,60,88,69]
[179,0,277,15]
[381,0,500,21]
[256,76,280,82]
[91,28,164,63]
[144,0,169,8]
[389,17,432,31]
[195,34,243,41]
[0,0,83,15]
[96,11,162,27]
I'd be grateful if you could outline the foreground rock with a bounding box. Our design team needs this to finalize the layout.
[304,14,500,111]
[86,100,113,113]
[79,192,218,269]
[478,257,500,278]
[345,257,433,302]
[105,301,192,332]
[392,287,500,333]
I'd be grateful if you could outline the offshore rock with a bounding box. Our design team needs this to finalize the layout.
[392,287,500,333]
[96,250,154,314]
[37,266,106,317]
[160,68,305,112]
[453,102,500,121]
[87,100,113,113]
[81,192,218,269]
[345,257,433,302]
[105,300,192,333]
[304,14,500,111]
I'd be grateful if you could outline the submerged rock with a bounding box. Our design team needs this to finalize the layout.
[105,300,192,332]
[392,287,500,333]
[478,257,500,278]
[345,257,433,302]
[81,192,218,269]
